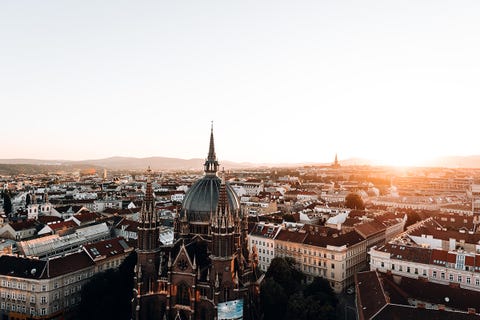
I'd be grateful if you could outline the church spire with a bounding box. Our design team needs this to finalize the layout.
[204,122,219,175]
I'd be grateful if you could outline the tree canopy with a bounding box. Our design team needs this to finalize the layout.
[78,251,137,320]
[345,192,365,210]
[261,257,338,320]
[2,190,12,215]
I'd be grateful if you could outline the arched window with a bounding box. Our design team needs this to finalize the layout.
[177,282,190,306]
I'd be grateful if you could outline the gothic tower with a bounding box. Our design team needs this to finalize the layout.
[134,167,163,319]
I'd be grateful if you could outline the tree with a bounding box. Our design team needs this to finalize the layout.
[78,251,137,320]
[265,257,304,295]
[2,190,12,215]
[25,193,31,208]
[345,193,365,210]
[260,278,288,320]
[405,210,421,227]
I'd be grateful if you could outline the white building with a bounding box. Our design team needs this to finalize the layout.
[248,222,282,272]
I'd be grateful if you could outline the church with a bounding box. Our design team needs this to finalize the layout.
[132,127,260,320]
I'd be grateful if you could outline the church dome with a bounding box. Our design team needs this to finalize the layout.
[181,124,240,224]
[182,175,240,223]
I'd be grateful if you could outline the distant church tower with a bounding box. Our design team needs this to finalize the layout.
[332,153,340,168]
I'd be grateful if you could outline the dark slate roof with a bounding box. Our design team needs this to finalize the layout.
[182,175,240,223]
[381,273,480,313]
[0,255,47,279]
[372,304,480,320]
[356,271,388,320]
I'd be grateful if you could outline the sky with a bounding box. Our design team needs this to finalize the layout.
[1,1,479,167]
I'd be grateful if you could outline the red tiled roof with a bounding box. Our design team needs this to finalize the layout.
[430,249,448,266]
[275,229,307,243]
[10,219,37,231]
[74,211,101,222]
[48,220,77,231]
[354,220,386,238]
[48,252,95,277]
[38,216,63,224]
[250,223,281,238]
[83,237,133,261]
[378,243,432,265]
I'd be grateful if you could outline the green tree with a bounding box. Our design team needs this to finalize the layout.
[2,190,12,215]
[25,193,31,208]
[78,251,137,320]
[265,257,304,295]
[345,193,365,210]
[260,278,288,320]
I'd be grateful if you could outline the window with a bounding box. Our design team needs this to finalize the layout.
[41,308,46,315]
[41,296,47,304]
[467,277,471,284]
[449,274,454,281]
[392,264,395,270]
[407,267,411,273]
[458,275,462,283]
[441,272,445,280]
[476,278,480,286]
[176,282,190,306]
[456,254,465,270]
[30,307,35,315]
[331,263,335,269]
[414,268,418,275]
[432,271,437,278]
[30,296,35,303]
[381,262,384,268]
[41,285,47,292]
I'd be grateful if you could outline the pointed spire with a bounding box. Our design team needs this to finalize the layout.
[145,166,154,203]
[204,122,219,175]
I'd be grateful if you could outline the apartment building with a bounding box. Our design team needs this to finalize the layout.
[0,237,133,320]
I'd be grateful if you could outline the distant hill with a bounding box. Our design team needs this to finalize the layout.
[74,156,259,171]
[0,157,261,172]
[1,155,480,171]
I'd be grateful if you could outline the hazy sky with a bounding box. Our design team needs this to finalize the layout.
[1,1,479,166]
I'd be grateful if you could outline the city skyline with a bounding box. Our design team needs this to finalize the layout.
[2,1,480,167]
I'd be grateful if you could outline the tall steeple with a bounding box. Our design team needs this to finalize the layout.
[138,166,159,251]
[204,122,219,176]
[333,153,340,168]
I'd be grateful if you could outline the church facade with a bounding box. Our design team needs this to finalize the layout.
[132,127,260,320]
